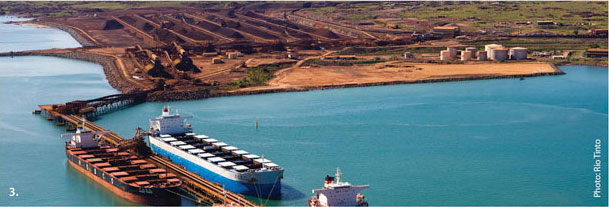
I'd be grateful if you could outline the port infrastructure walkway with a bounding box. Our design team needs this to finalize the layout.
[38,103,258,206]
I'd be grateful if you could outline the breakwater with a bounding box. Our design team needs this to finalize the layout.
[146,88,210,102]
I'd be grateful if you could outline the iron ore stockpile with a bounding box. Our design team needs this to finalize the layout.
[36,95,258,206]
[1,2,604,102]
[10,1,607,205]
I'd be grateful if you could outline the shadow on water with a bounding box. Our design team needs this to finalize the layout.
[65,161,138,206]
[66,160,303,206]
[239,184,306,206]
[245,184,306,204]
[278,184,306,201]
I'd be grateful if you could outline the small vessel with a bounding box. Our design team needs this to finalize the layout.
[309,168,369,207]
[63,119,182,205]
[148,106,284,198]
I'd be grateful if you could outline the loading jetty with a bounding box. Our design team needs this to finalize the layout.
[37,96,258,206]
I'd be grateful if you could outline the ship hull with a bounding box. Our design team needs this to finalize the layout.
[150,138,282,198]
[66,152,180,205]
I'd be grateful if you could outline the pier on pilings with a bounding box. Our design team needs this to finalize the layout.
[52,91,148,120]
[35,92,258,206]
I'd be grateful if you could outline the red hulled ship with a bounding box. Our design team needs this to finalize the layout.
[63,119,182,205]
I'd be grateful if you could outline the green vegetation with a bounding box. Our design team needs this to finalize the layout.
[401,2,607,25]
[298,2,606,35]
[71,2,134,9]
[227,62,294,89]
[301,58,385,67]
[307,2,383,20]
[70,1,187,9]
[347,14,376,21]
[313,6,337,14]
[551,57,607,66]
[400,2,607,34]
[0,1,190,17]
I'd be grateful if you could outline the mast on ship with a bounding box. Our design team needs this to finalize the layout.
[335,167,341,184]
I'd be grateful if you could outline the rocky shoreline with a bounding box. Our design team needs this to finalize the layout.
[0,19,576,103]
[48,52,139,93]
[21,21,98,47]
[3,51,140,93]
[208,70,566,98]
[149,69,565,101]
[1,50,567,102]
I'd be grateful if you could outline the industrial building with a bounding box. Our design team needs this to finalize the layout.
[287,51,299,59]
[509,47,528,60]
[432,26,460,38]
[212,57,224,64]
[403,52,414,59]
[537,21,555,26]
[202,52,218,57]
[227,52,238,59]
[589,29,608,37]
[586,48,608,58]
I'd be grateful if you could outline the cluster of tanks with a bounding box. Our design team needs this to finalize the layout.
[440,44,528,61]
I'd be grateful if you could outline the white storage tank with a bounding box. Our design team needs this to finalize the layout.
[465,47,477,58]
[510,47,528,60]
[447,46,458,58]
[484,44,503,60]
[477,50,488,61]
[461,50,472,61]
[492,48,509,61]
[440,50,450,61]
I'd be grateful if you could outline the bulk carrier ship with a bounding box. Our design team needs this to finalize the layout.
[148,107,284,198]
[63,119,182,205]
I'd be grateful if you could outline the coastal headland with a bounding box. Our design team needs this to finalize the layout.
[1,1,605,102]
[1,48,564,102]
[234,61,563,94]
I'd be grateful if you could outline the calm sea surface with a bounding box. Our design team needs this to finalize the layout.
[1,16,607,206]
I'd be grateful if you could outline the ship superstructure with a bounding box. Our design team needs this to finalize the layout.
[148,106,284,198]
[309,168,369,207]
[63,119,182,205]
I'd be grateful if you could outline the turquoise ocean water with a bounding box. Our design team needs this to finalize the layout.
[1,16,607,206]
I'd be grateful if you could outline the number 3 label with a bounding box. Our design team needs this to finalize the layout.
[9,188,18,197]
